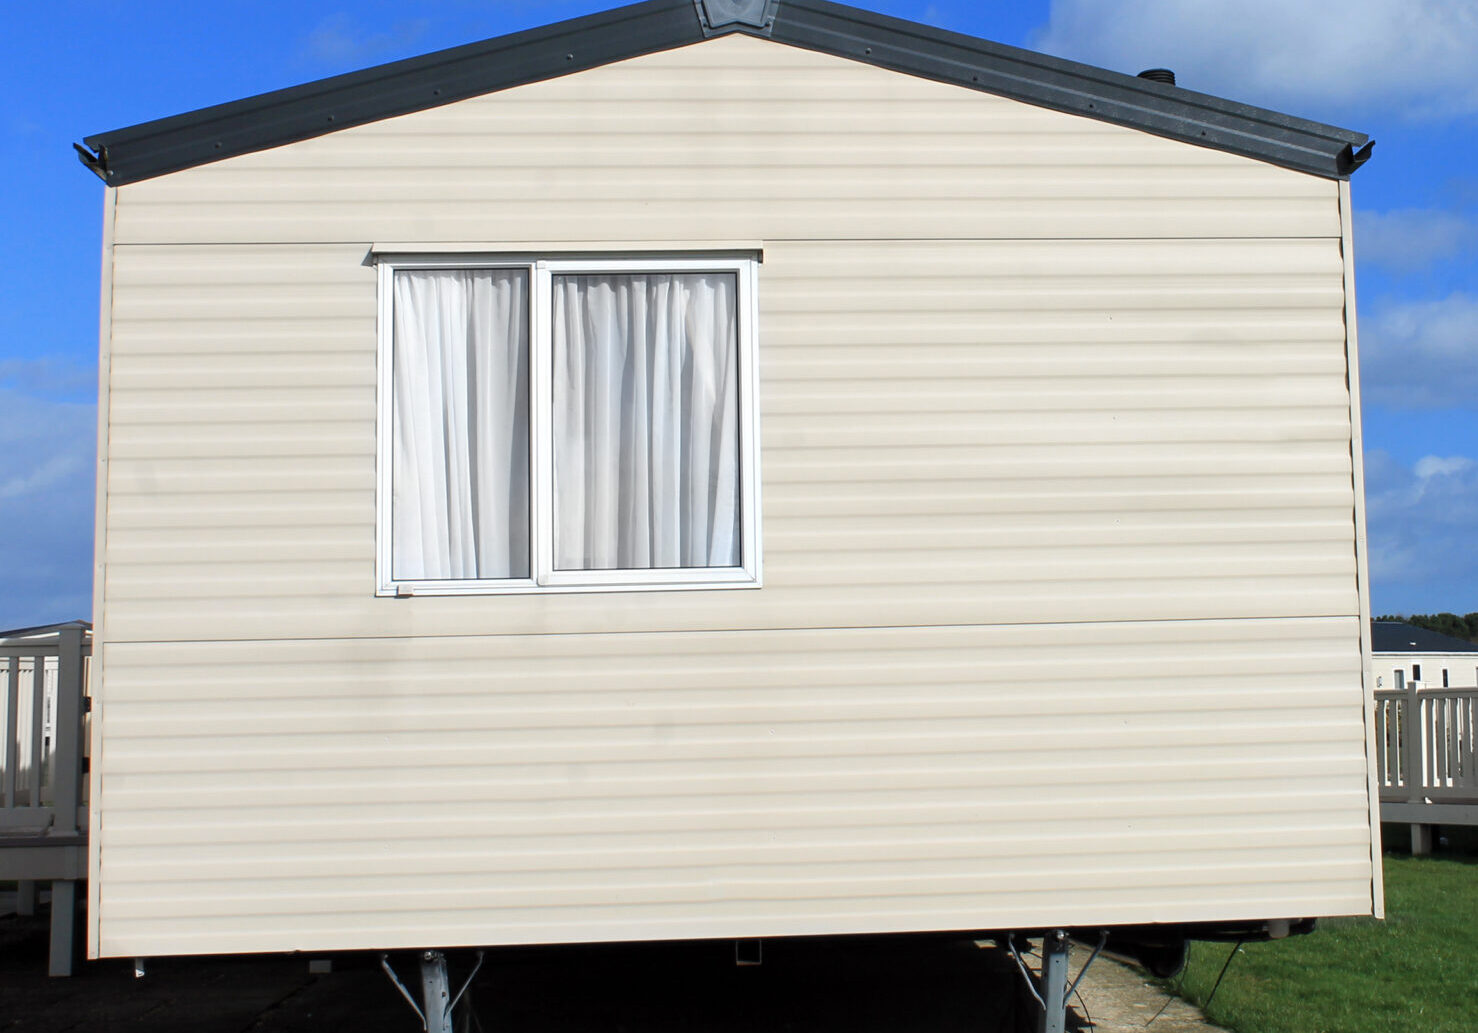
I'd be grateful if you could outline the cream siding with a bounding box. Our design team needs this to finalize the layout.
[108,38,1339,247]
[102,236,1357,642]
[97,618,1370,956]
[92,34,1376,956]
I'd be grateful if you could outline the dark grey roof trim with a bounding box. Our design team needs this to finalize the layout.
[0,619,92,642]
[80,0,703,187]
[771,1,1370,178]
[78,0,1370,187]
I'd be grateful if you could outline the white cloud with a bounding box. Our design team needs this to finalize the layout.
[1358,292,1478,409]
[1365,448,1478,613]
[0,390,93,505]
[1032,0,1478,121]
[1355,208,1475,273]
[0,452,88,502]
[0,389,95,629]
[0,357,96,401]
[1414,455,1473,480]
[300,14,431,70]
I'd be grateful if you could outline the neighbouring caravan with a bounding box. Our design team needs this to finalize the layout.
[76,0,1379,1022]
[1371,620,1478,690]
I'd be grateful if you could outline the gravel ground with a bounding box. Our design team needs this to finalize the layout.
[1,898,1227,1033]
[1069,952,1230,1033]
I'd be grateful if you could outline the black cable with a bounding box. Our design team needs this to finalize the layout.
[1072,983,1095,1030]
[1200,940,1244,1011]
[1144,972,1185,1026]
[1145,940,1242,1028]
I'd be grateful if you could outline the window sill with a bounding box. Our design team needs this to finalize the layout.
[380,572,762,598]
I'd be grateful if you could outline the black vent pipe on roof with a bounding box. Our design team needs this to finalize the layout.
[1137,68,1176,85]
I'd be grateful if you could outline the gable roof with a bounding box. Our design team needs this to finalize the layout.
[75,0,1371,188]
[1371,621,1478,655]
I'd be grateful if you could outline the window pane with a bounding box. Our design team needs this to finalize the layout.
[552,272,741,570]
[392,268,530,579]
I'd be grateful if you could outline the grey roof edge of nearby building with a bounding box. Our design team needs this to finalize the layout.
[0,619,92,642]
[1371,621,1478,655]
[75,0,1371,188]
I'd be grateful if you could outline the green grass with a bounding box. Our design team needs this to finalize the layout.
[1167,855,1478,1033]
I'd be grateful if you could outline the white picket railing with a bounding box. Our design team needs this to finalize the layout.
[0,623,90,976]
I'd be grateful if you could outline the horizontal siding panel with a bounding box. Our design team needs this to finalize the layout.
[103,517,1353,566]
[115,203,1336,245]
[244,130,1258,164]
[100,547,1351,601]
[767,446,1351,477]
[106,858,1376,922]
[104,703,1358,744]
[111,36,1337,246]
[103,821,1371,882]
[102,885,1372,957]
[110,326,372,356]
[104,588,1359,643]
[769,323,1351,351]
[100,786,1367,838]
[97,707,1360,757]
[101,491,1351,525]
[764,484,1354,516]
[757,412,1349,446]
[100,619,1360,681]
[102,448,1347,493]
[121,168,1326,204]
[103,231,1357,641]
[94,618,1373,954]
[105,762,1370,812]
[107,425,371,459]
[102,890,1373,957]
[106,379,1352,420]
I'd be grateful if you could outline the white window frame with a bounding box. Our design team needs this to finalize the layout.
[376,253,762,597]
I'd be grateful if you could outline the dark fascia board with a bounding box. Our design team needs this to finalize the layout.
[0,619,92,642]
[78,0,1370,187]
[773,0,1370,178]
[80,0,704,187]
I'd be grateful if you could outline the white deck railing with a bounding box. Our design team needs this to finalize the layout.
[0,624,90,975]
[1374,685,1478,803]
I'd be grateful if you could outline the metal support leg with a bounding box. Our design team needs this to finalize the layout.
[48,880,76,977]
[382,949,485,1032]
[1410,823,1434,856]
[16,880,37,916]
[1036,930,1069,1033]
[420,951,453,1033]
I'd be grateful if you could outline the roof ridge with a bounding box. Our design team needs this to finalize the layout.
[77,0,1370,186]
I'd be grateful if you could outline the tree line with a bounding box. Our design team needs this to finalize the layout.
[1376,612,1478,644]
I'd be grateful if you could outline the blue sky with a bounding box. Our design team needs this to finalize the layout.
[2,0,1475,628]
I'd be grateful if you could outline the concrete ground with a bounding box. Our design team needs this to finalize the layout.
[1,899,1226,1033]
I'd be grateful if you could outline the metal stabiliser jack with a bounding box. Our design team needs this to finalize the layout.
[381,949,484,1033]
[1008,930,1107,1033]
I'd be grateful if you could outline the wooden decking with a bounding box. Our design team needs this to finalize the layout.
[1374,683,1478,852]
[0,623,89,975]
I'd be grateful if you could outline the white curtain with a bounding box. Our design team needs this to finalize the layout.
[552,272,740,570]
[392,268,529,579]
